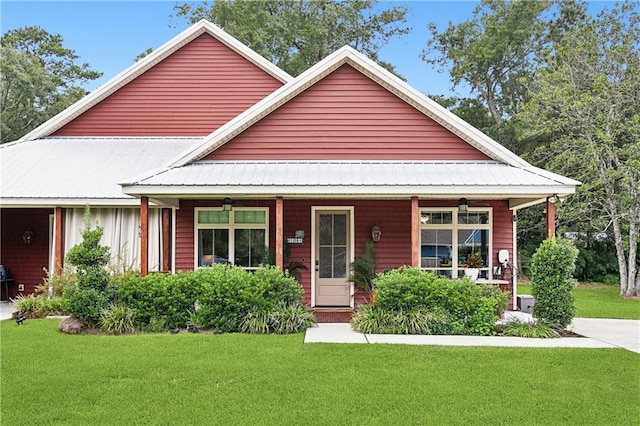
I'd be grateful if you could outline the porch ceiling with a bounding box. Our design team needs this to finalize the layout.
[121,160,579,202]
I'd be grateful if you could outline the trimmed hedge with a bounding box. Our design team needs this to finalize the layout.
[115,264,309,333]
[531,238,578,328]
[352,267,508,335]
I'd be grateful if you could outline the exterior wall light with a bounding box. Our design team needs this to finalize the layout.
[22,228,35,245]
[371,225,381,242]
[458,198,469,212]
[222,198,233,211]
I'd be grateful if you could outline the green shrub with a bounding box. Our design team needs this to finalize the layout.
[197,264,304,332]
[14,294,42,315]
[115,271,206,329]
[351,305,457,335]
[501,319,560,338]
[63,285,113,326]
[371,267,504,335]
[99,304,135,335]
[530,238,579,328]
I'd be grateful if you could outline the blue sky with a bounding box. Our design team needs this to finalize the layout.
[1,1,614,98]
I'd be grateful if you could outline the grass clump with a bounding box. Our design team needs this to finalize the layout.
[501,319,560,338]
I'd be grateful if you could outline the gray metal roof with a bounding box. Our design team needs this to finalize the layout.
[121,160,579,199]
[1,137,201,206]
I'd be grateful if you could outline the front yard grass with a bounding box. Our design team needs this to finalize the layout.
[517,283,640,320]
[2,319,639,425]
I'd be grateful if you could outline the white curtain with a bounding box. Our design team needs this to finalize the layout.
[64,208,162,272]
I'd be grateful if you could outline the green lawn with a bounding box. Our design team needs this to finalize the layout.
[517,284,640,320]
[2,319,639,425]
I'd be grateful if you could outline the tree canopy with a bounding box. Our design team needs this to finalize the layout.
[0,26,101,143]
[517,2,640,296]
[172,0,410,77]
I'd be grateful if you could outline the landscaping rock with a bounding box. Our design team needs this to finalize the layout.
[59,317,84,334]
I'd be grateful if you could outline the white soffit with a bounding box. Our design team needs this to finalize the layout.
[17,20,293,142]
[169,46,531,169]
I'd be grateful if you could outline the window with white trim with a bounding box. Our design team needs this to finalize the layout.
[419,208,491,279]
[195,208,268,269]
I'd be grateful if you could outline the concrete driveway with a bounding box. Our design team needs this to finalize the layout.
[571,318,640,353]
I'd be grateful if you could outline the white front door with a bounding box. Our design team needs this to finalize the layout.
[314,210,351,306]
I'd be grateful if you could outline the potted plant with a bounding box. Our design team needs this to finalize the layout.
[348,242,376,303]
[464,251,484,281]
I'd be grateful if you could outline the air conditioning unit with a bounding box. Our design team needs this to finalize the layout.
[517,295,535,314]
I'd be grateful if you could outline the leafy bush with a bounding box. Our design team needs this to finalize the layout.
[63,285,114,326]
[530,238,578,328]
[351,305,456,335]
[501,319,560,338]
[115,264,306,333]
[115,271,207,330]
[99,304,135,335]
[369,267,505,335]
[196,264,304,332]
[15,294,68,317]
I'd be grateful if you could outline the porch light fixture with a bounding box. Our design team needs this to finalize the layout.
[371,225,382,242]
[222,198,233,211]
[22,228,35,245]
[457,198,469,212]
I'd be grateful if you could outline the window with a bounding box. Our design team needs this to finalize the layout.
[195,208,268,269]
[419,208,491,279]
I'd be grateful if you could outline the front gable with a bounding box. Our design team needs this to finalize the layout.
[54,34,284,137]
[207,64,491,160]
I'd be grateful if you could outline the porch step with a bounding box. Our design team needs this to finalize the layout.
[313,308,354,323]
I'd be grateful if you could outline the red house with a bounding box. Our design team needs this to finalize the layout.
[0,20,578,320]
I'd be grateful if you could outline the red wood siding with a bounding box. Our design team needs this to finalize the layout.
[54,35,283,136]
[174,198,513,307]
[208,65,491,160]
[0,208,51,298]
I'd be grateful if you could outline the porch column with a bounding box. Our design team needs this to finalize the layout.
[140,196,149,276]
[275,196,284,270]
[54,207,64,275]
[546,197,556,238]
[411,196,419,267]
[162,208,170,272]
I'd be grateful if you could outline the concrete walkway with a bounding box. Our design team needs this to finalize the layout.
[305,311,640,353]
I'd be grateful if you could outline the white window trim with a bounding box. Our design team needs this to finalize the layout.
[194,207,269,270]
[419,207,493,279]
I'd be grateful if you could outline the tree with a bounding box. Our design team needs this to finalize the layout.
[422,0,587,142]
[517,2,640,296]
[0,26,101,143]
[172,0,410,77]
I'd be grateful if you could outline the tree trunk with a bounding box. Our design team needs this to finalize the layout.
[609,203,629,296]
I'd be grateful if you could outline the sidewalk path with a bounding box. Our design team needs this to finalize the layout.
[305,312,640,353]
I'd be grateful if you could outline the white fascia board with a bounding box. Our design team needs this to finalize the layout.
[18,20,292,142]
[121,184,577,197]
[0,198,143,207]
